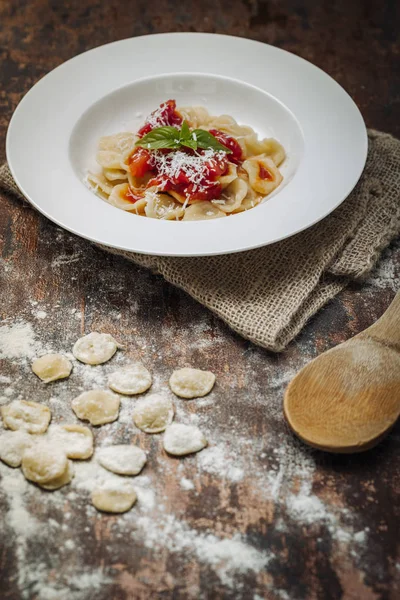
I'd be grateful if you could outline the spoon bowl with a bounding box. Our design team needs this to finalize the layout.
[284,292,400,453]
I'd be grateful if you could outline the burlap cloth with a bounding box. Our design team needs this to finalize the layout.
[1,129,399,351]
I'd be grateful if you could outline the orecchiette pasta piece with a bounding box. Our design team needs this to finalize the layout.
[144,193,184,220]
[130,197,148,215]
[244,136,286,166]
[103,168,129,182]
[212,177,248,213]
[169,367,216,398]
[163,423,208,456]
[96,151,124,170]
[218,163,237,189]
[182,202,226,221]
[133,394,174,434]
[178,106,211,128]
[207,114,238,130]
[1,400,51,434]
[73,332,122,365]
[31,353,72,383]
[40,460,74,491]
[0,430,34,467]
[86,172,114,198]
[98,132,137,156]
[242,155,283,196]
[167,189,187,204]
[108,183,145,212]
[71,390,120,426]
[22,442,67,484]
[108,364,152,395]
[97,445,147,475]
[47,424,94,459]
[233,193,262,213]
[91,484,137,513]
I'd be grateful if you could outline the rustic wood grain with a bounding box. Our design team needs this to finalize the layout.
[1,1,399,599]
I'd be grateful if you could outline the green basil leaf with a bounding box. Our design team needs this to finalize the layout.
[181,138,198,150]
[137,139,181,150]
[135,126,180,150]
[180,120,191,142]
[193,129,232,153]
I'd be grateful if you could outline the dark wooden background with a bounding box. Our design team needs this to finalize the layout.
[0,1,399,599]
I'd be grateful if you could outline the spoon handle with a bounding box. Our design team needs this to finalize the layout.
[362,291,400,349]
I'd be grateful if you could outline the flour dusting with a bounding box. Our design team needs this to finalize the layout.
[134,513,272,589]
[0,321,43,360]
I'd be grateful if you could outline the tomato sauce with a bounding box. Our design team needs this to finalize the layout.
[128,102,242,203]
[259,165,273,180]
[208,129,243,164]
[137,99,182,138]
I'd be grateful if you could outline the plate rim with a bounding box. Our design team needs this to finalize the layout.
[6,32,368,257]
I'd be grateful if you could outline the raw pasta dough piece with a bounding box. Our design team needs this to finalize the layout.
[97,445,146,475]
[212,178,248,213]
[108,364,152,395]
[1,400,51,434]
[144,192,184,220]
[91,484,137,513]
[163,423,207,456]
[242,155,283,196]
[169,367,216,399]
[182,202,226,221]
[0,430,34,467]
[22,442,67,484]
[71,390,120,426]
[133,394,174,433]
[31,353,72,383]
[73,332,122,365]
[48,424,93,459]
[40,460,74,491]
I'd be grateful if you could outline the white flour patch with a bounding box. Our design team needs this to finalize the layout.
[34,310,47,320]
[52,252,83,268]
[286,481,330,525]
[0,321,43,360]
[1,467,39,538]
[197,443,244,482]
[180,477,195,491]
[134,514,272,589]
[367,248,399,291]
[22,567,111,600]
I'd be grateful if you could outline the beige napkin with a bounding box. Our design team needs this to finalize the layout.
[1,130,399,351]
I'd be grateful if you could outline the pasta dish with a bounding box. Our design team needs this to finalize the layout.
[86,100,285,220]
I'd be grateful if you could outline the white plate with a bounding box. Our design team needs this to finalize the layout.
[6,33,367,257]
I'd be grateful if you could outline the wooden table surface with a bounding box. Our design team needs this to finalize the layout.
[1,1,399,599]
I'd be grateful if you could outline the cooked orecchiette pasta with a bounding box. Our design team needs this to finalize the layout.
[87,99,285,221]
[242,155,283,196]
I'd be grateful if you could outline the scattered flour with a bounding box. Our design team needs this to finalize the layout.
[180,477,195,491]
[0,321,43,360]
[135,513,271,589]
[198,444,244,482]
[286,481,330,525]
[52,252,83,268]
[34,310,47,320]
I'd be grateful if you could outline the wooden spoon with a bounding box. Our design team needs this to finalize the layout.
[284,292,400,453]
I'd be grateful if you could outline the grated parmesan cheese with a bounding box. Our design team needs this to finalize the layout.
[148,149,226,192]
